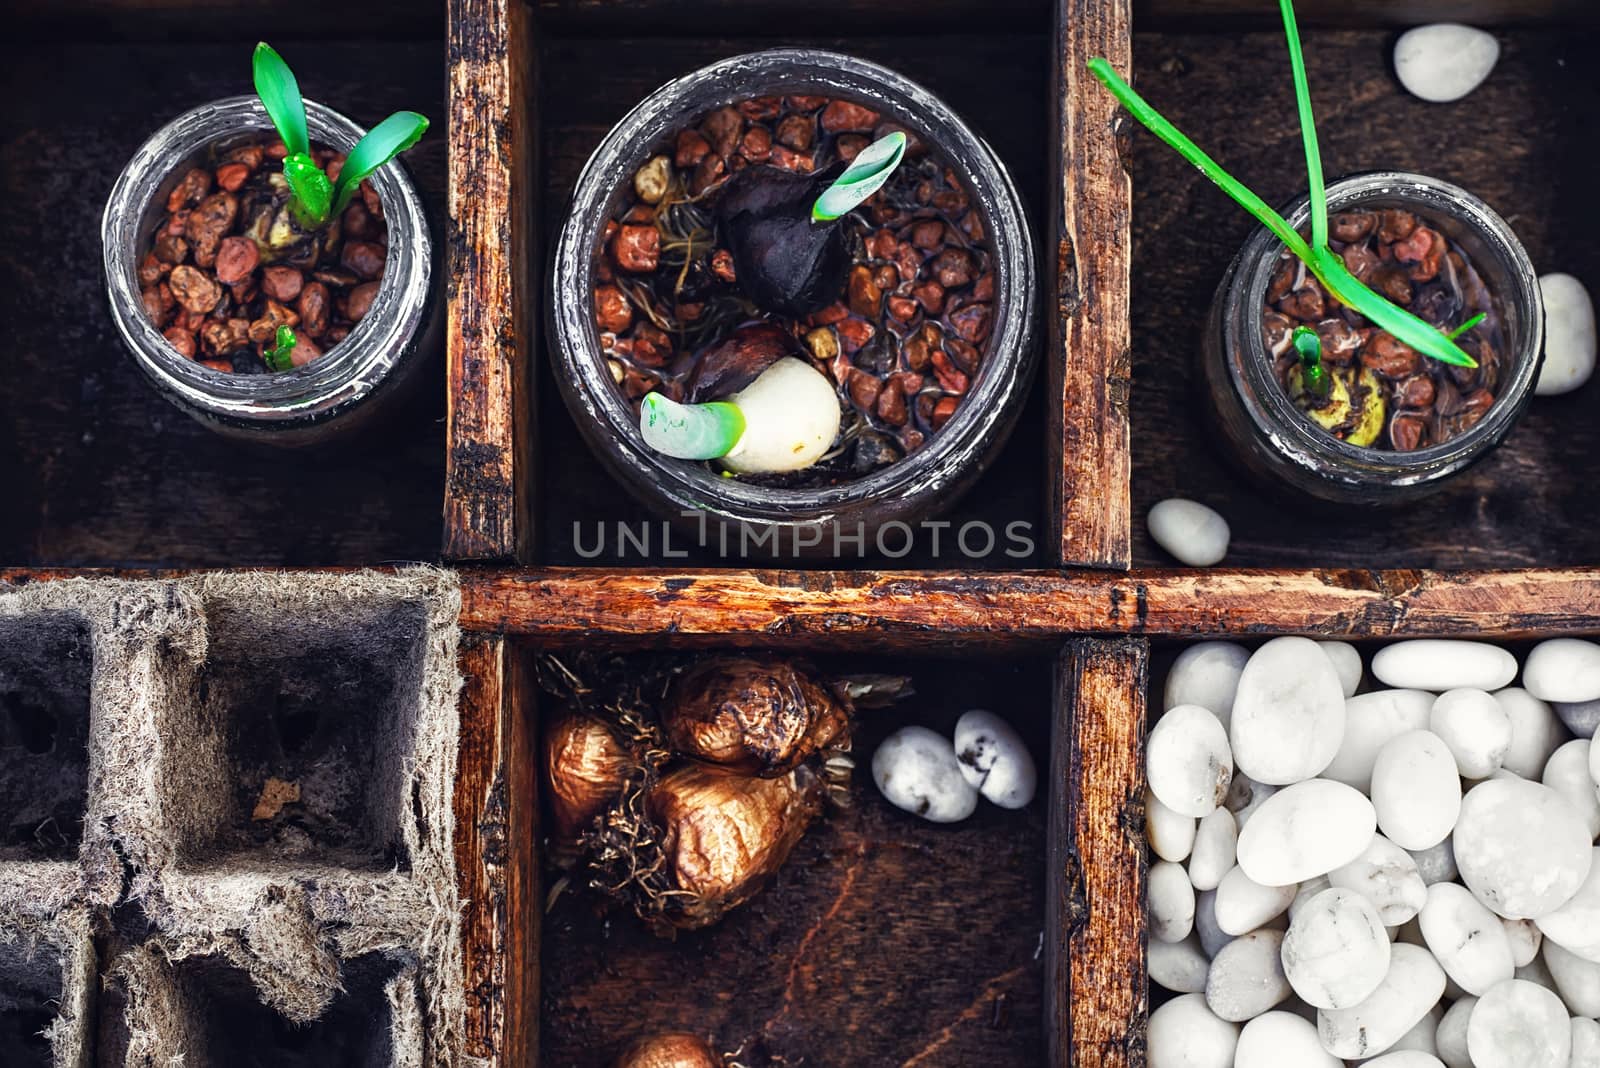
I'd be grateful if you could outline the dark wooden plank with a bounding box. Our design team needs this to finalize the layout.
[533,0,1046,35]
[1139,0,1600,29]
[1052,0,1133,568]
[539,650,1047,1066]
[0,41,446,568]
[454,634,539,1068]
[1053,637,1148,1068]
[10,0,443,41]
[459,566,1600,645]
[445,0,536,563]
[534,32,1053,569]
[1128,28,1600,568]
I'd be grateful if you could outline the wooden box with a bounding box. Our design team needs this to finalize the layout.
[2,0,1598,1065]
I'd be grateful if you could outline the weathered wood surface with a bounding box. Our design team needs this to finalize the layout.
[1139,0,1600,28]
[0,42,446,568]
[445,0,535,563]
[455,634,539,1068]
[10,0,443,40]
[461,567,1600,645]
[539,652,1048,1066]
[534,32,1054,569]
[1129,28,1600,568]
[1053,638,1148,1068]
[1052,0,1133,568]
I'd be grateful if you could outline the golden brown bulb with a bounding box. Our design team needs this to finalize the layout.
[661,658,850,777]
[613,1032,720,1068]
[543,709,630,848]
[649,763,822,928]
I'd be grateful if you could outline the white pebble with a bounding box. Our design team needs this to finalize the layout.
[1501,917,1542,967]
[1542,937,1600,1016]
[1196,889,1230,958]
[1324,690,1435,793]
[1150,934,1211,994]
[1148,498,1230,567]
[1163,642,1249,731]
[1536,846,1600,962]
[952,709,1036,808]
[1454,778,1592,919]
[1149,704,1233,817]
[1151,860,1197,943]
[1231,637,1347,786]
[1206,929,1291,1022]
[1554,697,1600,739]
[1188,808,1237,892]
[1419,881,1515,995]
[871,725,978,822]
[1572,1017,1600,1068]
[1238,779,1376,886]
[1281,887,1391,1009]
[1147,789,1197,863]
[1434,995,1476,1068]
[1524,638,1600,704]
[1494,688,1570,779]
[1384,1005,1443,1057]
[1234,1011,1340,1068]
[1541,739,1599,838]
[1318,943,1447,1059]
[1147,993,1238,1068]
[1328,834,1429,925]
[1371,730,1463,851]
[1362,1053,1445,1068]
[1373,641,1518,693]
[1319,641,1363,698]
[1534,272,1597,396]
[1215,864,1297,936]
[1393,23,1500,103]
[1466,978,1571,1068]
[1430,689,1512,779]
[1408,839,1459,887]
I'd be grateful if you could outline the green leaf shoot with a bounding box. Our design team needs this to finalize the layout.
[250,43,427,230]
[330,110,429,217]
[1447,312,1486,340]
[640,392,746,460]
[1085,4,1479,370]
[812,132,908,222]
[1291,324,1331,399]
[262,324,298,372]
[252,43,309,158]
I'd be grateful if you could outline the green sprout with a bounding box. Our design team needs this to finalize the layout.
[1087,0,1478,369]
[252,42,429,229]
[261,324,298,372]
[640,393,746,459]
[1292,325,1330,400]
[812,132,908,222]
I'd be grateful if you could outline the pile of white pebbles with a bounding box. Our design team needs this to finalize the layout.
[1146,635,1600,1068]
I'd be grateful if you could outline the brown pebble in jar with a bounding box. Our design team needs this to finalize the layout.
[950,303,992,344]
[613,225,660,273]
[931,248,974,289]
[1392,225,1444,283]
[152,233,189,265]
[876,376,909,426]
[1389,412,1428,451]
[168,265,222,315]
[913,281,944,315]
[141,284,174,328]
[1279,283,1326,321]
[289,329,322,368]
[1378,209,1417,243]
[1369,266,1413,306]
[675,129,711,168]
[821,100,880,133]
[1361,332,1421,378]
[775,114,813,152]
[739,126,772,163]
[1330,211,1377,243]
[200,317,251,357]
[847,369,882,413]
[931,348,970,394]
[594,285,633,334]
[165,167,211,213]
[847,266,882,317]
[341,240,386,281]
[139,252,170,287]
[260,266,304,303]
[931,394,960,430]
[247,299,300,344]
[1395,374,1436,409]
[297,281,331,337]
[214,162,251,193]
[702,106,744,157]
[163,327,197,359]
[213,236,260,286]
[184,191,238,268]
[345,282,381,323]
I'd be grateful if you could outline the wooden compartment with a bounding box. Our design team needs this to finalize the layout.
[535,646,1053,1065]
[444,0,1134,568]
[1127,10,1600,568]
[0,27,448,569]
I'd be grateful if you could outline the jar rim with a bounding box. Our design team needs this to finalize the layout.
[1225,171,1543,481]
[549,48,1037,519]
[102,95,432,427]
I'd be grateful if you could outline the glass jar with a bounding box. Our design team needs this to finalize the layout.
[1202,172,1543,506]
[548,49,1037,557]
[102,96,438,447]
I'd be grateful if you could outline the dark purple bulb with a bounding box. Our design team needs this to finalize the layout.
[715,163,848,318]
